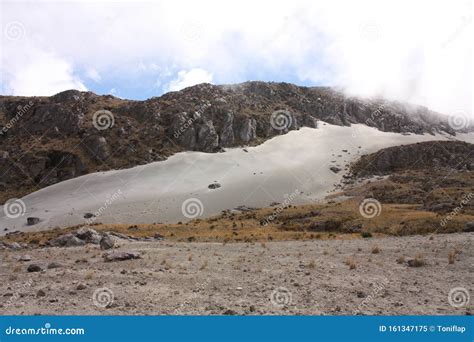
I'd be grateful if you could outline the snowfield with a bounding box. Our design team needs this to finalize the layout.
[1,123,472,234]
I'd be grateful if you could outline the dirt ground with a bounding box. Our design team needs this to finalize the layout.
[0,233,472,315]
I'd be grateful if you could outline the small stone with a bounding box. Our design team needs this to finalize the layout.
[208,183,221,189]
[103,251,141,262]
[76,284,87,290]
[83,213,95,219]
[19,255,32,262]
[100,234,115,250]
[36,289,46,297]
[27,217,40,226]
[27,264,43,272]
[47,262,63,269]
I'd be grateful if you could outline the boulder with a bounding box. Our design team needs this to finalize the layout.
[100,234,115,250]
[76,227,101,244]
[238,117,257,143]
[208,183,221,189]
[27,217,40,226]
[219,112,235,147]
[84,136,110,162]
[464,222,474,233]
[27,264,43,272]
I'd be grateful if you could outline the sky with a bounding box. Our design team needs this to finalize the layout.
[0,0,472,118]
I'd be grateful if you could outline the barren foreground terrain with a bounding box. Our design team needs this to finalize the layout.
[1,233,472,315]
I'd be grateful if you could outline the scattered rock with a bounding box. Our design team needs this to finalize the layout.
[36,289,46,297]
[76,227,101,244]
[463,222,474,233]
[27,217,40,226]
[330,166,341,173]
[18,255,32,262]
[27,264,43,272]
[47,262,63,269]
[83,213,95,219]
[76,284,87,290]
[50,234,86,247]
[103,251,141,262]
[100,234,115,250]
[208,183,221,189]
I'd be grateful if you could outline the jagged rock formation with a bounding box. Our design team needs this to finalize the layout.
[0,81,462,202]
[351,141,474,177]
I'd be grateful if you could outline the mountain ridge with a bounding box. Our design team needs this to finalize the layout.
[0,81,468,203]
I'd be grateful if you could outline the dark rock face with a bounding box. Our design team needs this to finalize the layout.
[464,222,474,232]
[351,141,474,177]
[0,81,463,203]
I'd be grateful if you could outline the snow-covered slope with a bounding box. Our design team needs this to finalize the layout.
[1,123,471,234]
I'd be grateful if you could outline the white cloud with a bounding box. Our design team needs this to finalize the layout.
[85,68,101,82]
[165,68,213,92]
[1,0,471,117]
[1,48,86,96]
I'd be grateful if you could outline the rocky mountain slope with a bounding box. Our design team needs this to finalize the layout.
[0,82,462,202]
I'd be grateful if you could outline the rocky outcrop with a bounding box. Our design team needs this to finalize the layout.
[351,141,474,177]
[0,81,466,203]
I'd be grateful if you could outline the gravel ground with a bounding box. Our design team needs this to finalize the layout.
[0,233,472,315]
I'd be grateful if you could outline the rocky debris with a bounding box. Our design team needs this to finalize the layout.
[27,264,43,272]
[103,251,141,262]
[99,234,115,250]
[26,217,40,226]
[76,227,101,244]
[76,284,87,290]
[47,262,63,269]
[0,241,23,250]
[36,289,46,297]
[154,233,165,240]
[464,222,474,233]
[18,255,32,262]
[49,227,103,247]
[330,166,341,173]
[83,213,95,219]
[50,234,86,247]
[208,182,221,189]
